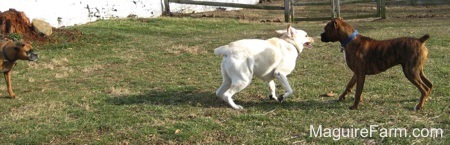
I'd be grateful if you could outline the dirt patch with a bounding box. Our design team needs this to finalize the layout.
[0,9,84,43]
[47,28,84,44]
[0,9,45,41]
[167,44,208,55]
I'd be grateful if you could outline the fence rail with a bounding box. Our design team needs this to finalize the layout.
[164,0,290,22]
[389,0,450,5]
[164,0,386,22]
[292,0,386,21]
[293,0,378,6]
[168,0,284,10]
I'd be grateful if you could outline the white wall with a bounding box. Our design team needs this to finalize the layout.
[0,0,259,28]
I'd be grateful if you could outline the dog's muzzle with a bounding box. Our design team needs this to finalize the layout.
[303,37,314,49]
[320,32,329,42]
[304,42,312,48]
[27,51,38,61]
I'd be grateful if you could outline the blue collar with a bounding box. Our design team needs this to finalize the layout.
[341,30,358,48]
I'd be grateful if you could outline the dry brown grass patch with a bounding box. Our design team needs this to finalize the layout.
[167,44,207,55]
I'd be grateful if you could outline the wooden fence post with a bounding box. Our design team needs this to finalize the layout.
[335,0,341,18]
[284,0,290,22]
[164,0,171,15]
[377,0,381,17]
[290,0,294,22]
[381,0,386,19]
[331,0,336,18]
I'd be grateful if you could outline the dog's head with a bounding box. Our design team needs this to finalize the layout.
[276,25,314,51]
[8,41,38,61]
[320,18,355,42]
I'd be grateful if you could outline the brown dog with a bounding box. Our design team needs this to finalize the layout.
[320,18,432,110]
[0,40,38,98]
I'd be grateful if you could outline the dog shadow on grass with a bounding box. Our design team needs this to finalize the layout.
[0,96,11,99]
[106,89,225,108]
[238,99,343,111]
[105,89,342,111]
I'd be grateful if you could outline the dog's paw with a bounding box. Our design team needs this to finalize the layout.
[268,94,278,101]
[338,96,346,101]
[232,105,244,110]
[217,96,225,101]
[414,105,422,111]
[278,95,284,102]
[349,105,358,110]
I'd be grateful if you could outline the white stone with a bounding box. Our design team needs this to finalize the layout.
[32,19,53,36]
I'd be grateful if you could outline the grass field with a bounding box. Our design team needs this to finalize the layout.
[0,6,449,144]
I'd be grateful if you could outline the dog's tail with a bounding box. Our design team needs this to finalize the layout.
[419,34,430,43]
[214,45,231,56]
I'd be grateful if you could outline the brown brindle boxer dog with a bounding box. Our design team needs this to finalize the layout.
[0,40,38,98]
[320,18,432,110]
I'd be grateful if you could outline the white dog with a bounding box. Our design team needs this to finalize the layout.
[214,25,314,109]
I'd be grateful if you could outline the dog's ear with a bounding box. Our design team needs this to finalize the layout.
[14,41,25,50]
[287,25,296,37]
[330,19,340,30]
[276,25,296,37]
[333,21,338,30]
[332,18,344,30]
[275,29,287,34]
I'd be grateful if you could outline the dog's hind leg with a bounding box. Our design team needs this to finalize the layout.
[223,79,251,109]
[339,74,357,101]
[274,71,293,102]
[216,79,231,102]
[420,71,433,97]
[402,67,429,110]
[220,60,253,109]
[268,80,278,101]
[216,64,232,102]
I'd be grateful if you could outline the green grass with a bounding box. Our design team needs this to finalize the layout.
[0,16,448,144]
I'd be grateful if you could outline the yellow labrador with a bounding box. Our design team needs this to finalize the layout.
[214,25,313,109]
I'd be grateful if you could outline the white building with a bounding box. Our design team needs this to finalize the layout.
[0,0,259,28]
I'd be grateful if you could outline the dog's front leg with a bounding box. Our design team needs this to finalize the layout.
[350,74,366,110]
[339,74,357,100]
[274,72,293,102]
[268,80,278,101]
[4,71,16,98]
